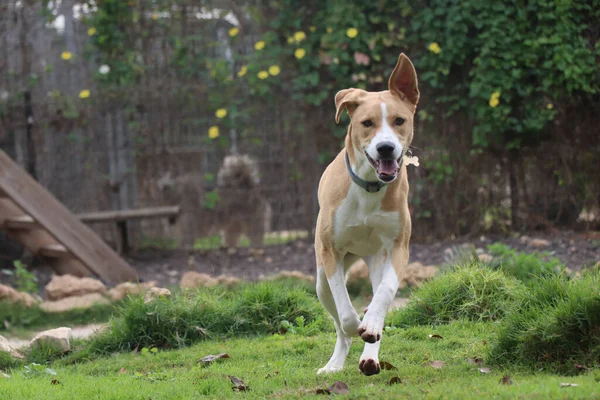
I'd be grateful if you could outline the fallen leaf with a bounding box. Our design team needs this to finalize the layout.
[380,361,397,370]
[329,381,349,394]
[428,360,445,369]
[229,375,249,391]
[574,364,587,372]
[499,376,513,385]
[119,368,127,374]
[316,388,330,395]
[51,379,61,385]
[429,334,443,340]
[388,376,402,385]
[483,340,487,346]
[467,358,484,365]
[479,367,491,374]
[560,383,579,388]
[265,371,280,379]
[198,353,230,366]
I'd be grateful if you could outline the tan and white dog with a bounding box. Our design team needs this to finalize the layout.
[315,53,419,376]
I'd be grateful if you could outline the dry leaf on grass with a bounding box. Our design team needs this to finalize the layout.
[388,376,402,385]
[229,375,250,391]
[499,376,513,385]
[119,368,127,374]
[380,361,397,370]
[428,360,445,369]
[574,364,587,371]
[560,383,579,388]
[316,381,349,395]
[265,371,280,379]
[479,367,491,374]
[197,353,230,366]
[467,358,484,365]
[429,334,443,340]
[51,379,61,385]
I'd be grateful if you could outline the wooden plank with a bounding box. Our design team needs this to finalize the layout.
[39,243,69,258]
[0,149,138,283]
[4,215,39,230]
[78,205,180,223]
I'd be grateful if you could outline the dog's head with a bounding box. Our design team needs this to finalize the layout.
[335,53,419,183]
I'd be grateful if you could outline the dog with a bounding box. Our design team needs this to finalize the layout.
[315,53,419,376]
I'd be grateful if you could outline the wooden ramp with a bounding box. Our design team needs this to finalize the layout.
[0,149,138,283]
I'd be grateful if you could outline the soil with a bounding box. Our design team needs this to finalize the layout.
[2,230,598,293]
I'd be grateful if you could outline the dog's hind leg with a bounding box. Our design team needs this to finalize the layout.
[316,266,353,374]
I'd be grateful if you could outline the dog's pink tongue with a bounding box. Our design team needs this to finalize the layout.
[378,159,399,175]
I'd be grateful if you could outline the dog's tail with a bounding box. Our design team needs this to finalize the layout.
[217,153,261,189]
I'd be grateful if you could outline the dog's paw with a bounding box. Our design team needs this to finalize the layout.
[317,365,343,375]
[359,358,381,376]
[340,311,361,337]
[357,313,383,343]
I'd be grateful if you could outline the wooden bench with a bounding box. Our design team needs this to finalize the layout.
[77,206,181,255]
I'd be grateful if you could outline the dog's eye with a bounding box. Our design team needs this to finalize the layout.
[394,117,405,126]
[361,120,373,127]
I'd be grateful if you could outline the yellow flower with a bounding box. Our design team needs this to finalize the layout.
[333,57,340,64]
[254,40,265,50]
[87,27,96,36]
[79,89,90,99]
[294,48,306,59]
[268,65,281,76]
[326,27,333,33]
[287,36,294,44]
[237,65,247,77]
[294,31,306,42]
[346,28,358,38]
[228,27,239,37]
[257,71,269,79]
[489,91,501,108]
[428,42,441,54]
[546,103,554,110]
[61,51,72,60]
[215,109,227,118]
[151,13,159,20]
[208,126,219,139]
[309,26,316,32]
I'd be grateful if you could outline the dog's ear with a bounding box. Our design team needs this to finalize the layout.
[388,53,419,106]
[335,88,360,123]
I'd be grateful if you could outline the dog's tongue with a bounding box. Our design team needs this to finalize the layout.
[378,159,399,175]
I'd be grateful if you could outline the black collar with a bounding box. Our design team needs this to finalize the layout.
[345,151,387,193]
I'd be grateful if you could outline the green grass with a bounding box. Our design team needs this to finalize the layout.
[193,230,310,250]
[1,321,598,399]
[485,243,566,283]
[387,264,525,327]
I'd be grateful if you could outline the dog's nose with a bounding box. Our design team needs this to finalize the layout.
[376,142,395,158]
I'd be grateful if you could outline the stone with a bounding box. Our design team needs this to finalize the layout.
[528,238,551,249]
[402,262,438,288]
[216,275,241,288]
[478,253,494,263]
[0,335,22,358]
[40,293,110,313]
[143,287,171,303]
[180,271,218,289]
[0,284,38,308]
[269,270,315,283]
[30,327,72,354]
[44,274,107,301]
[107,281,157,302]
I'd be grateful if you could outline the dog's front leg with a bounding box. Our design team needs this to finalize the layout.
[316,258,360,374]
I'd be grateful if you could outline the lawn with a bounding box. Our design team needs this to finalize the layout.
[1,321,597,399]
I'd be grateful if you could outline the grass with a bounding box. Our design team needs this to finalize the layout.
[485,243,566,283]
[387,264,525,327]
[193,230,310,250]
[1,321,598,399]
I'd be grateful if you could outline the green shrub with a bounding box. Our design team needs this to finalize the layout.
[0,350,22,372]
[490,270,600,373]
[88,282,326,355]
[387,263,525,327]
[485,243,565,283]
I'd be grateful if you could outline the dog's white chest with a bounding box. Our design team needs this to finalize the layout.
[333,188,400,257]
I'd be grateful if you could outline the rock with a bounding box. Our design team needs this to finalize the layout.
[30,327,72,354]
[402,262,438,287]
[216,275,241,288]
[0,284,38,308]
[40,293,110,313]
[269,270,315,283]
[519,235,531,244]
[180,271,218,289]
[478,253,494,263]
[108,281,157,302]
[0,335,22,358]
[143,287,172,303]
[44,274,107,301]
[347,260,369,284]
[528,238,551,249]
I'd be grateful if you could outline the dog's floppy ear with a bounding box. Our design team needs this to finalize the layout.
[335,88,360,123]
[388,53,419,106]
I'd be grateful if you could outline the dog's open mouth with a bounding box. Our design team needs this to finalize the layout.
[365,152,401,183]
